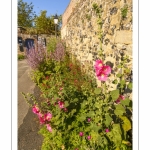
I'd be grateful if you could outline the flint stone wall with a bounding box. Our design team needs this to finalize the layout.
[62,0,132,94]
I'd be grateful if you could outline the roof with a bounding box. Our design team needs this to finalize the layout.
[18,26,26,31]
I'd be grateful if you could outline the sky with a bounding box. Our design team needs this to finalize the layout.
[22,0,71,16]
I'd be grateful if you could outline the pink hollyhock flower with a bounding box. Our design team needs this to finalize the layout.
[79,132,84,136]
[115,95,125,104]
[94,60,103,70]
[97,73,108,81]
[87,136,91,140]
[39,116,45,124]
[46,124,52,132]
[105,129,110,133]
[94,60,112,81]
[115,99,121,104]
[64,108,68,112]
[59,87,63,91]
[119,95,125,100]
[32,105,40,114]
[46,76,49,80]
[87,118,91,122]
[37,112,43,118]
[44,112,52,121]
[101,65,111,75]
[37,112,45,124]
[58,101,64,109]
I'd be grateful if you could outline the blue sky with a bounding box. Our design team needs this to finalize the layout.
[22,0,71,16]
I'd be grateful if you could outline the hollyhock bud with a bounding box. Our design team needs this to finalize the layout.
[87,118,91,122]
[87,136,91,140]
[115,95,125,104]
[105,128,110,133]
[79,132,84,136]
[64,108,68,112]
[60,87,63,91]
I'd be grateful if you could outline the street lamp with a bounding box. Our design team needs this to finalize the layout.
[54,14,58,38]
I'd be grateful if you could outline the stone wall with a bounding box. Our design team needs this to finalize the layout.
[61,0,132,90]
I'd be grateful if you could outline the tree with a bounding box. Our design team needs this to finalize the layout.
[18,0,36,27]
[35,10,61,35]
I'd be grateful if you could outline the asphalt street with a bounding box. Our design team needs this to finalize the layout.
[18,59,43,150]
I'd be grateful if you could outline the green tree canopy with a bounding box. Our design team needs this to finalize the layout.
[34,10,54,35]
[18,0,36,27]
[35,10,62,35]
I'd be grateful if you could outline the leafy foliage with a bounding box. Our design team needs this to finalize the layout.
[18,54,25,60]
[25,43,46,69]
[121,5,128,19]
[22,43,132,149]
[22,2,132,149]
[34,10,62,35]
[18,0,36,27]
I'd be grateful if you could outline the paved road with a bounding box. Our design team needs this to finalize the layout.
[18,59,43,150]
[18,59,35,128]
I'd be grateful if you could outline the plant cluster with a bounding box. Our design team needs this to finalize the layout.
[121,5,128,19]
[25,43,46,69]
[92,3,104,59]
[22,2,132,150]
[18,53,25,60]
[22,42,132,150]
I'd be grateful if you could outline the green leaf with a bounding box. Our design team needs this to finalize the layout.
[65,101,69,107]
[117,65,122,68]
[114,104,125,116]
[112,79,118,84]
[124,68,131,74]
[81,100,87,108]
[122,140,132,146]
[104,114,113,126]
[42,80,47,85]
[104,106,110,112]
[70,109,76,116]
[121,98,131,106]
[112,124,122,146]
[88,97,93,101]
[110,90,119,100]
[73,98,78,103]
[45,71,51,74]
[116,73,122,77]
[106,124,122,147]
[94,102,101,108]
[120,116,131,132]
[91,123,100,132]
[88,111,95,117]
[94,88,101,94]
[120,80,125,85]
[79,114,86,122]
[128,82,132,90]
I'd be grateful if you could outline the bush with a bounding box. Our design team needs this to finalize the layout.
[18,54,25,60]
[25,44,46,69]
[22,42,132,149]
